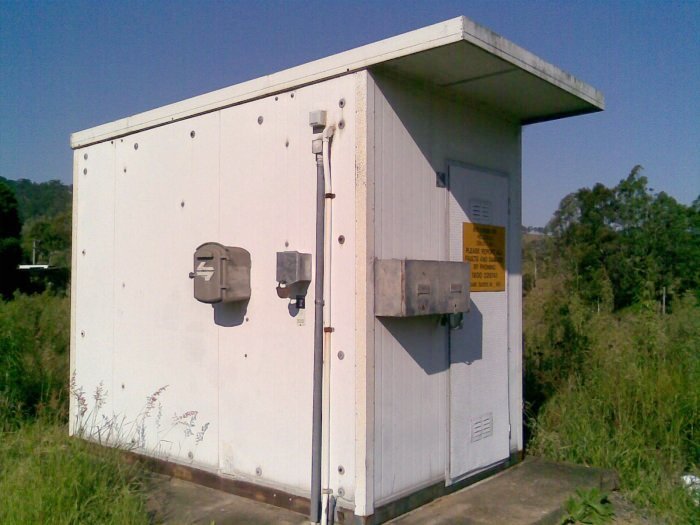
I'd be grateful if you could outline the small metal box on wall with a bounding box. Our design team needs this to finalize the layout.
[69,15,603,525]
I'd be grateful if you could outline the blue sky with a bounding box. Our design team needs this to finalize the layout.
[1,0,698,225]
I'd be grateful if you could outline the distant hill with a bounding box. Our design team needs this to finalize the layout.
[0,177,72,223]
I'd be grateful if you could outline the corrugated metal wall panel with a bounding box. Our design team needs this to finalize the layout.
[370,72,522,504]
[372,75,449,503]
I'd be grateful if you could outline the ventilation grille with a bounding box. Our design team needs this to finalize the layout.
[471,412,493,442]
[469,199,492,223]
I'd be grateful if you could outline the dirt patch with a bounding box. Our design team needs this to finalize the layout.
[609,492,657,525]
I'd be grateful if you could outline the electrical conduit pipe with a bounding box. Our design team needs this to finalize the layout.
[309,112,334,524]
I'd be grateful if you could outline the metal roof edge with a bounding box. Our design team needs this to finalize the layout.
[457,16,605,111]
[70,16,604,149]
[70,17,465,149]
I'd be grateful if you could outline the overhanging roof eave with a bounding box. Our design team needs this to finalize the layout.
[70,16,603,149]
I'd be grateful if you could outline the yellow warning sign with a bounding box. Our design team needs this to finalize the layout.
[462,223,506,292]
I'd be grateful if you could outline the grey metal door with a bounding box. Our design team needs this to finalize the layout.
[447,163,511,482]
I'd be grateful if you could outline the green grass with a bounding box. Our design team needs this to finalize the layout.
[526,284,700,523]
[1,293,153,524]
[0,291,70,422]
[0,416,151,525]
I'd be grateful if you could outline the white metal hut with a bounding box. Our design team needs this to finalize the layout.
[69,16,604,525]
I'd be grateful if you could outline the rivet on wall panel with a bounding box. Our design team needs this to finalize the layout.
[338,235,345,245]
[83,169,87,175]
[190,130,195,138]
[339,98,345,108]
[285,140,289,148]
[338,465,345,475]
[338,119,345,130]
[337,351,345,360]
[180,200,185,208]
[337,487,345,497]
[134,143,138,150]
[80,330,85,337]
[83,153,88,160]
[123,167,127,174]
[257,116,263,125]
[290,93,294,98]
[255,467,262,476]
[81,249,86,256]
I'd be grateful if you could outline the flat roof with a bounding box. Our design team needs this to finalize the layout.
[71,16,604,149]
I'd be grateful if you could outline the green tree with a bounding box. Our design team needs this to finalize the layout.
[0,180,22,298]
[0,177,71,223]
[21,211,72,268]
[548,182,617,306]
[547,166,700,310]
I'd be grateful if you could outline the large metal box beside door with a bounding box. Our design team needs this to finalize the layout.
[374,259,471,317]
[70,15,603,525]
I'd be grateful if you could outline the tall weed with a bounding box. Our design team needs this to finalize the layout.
[0,292,69,423]
[0,417,150,525]
[527,291,700,523]
[0,292,153,524]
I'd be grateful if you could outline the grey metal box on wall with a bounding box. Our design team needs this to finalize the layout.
[276,251,312,287]
[190,242,251,304]
[374,259,471,317]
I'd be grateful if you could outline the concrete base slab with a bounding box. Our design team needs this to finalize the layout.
[146,456,619,524]
[147,474,308,525]
[387,456,619,525]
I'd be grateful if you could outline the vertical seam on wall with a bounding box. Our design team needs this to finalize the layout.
[354,70,366,515]
[112,142,117,420]
[445,162,452,481]
[505,174,512,446]
[69,149,80,434]
[217,111,222,471]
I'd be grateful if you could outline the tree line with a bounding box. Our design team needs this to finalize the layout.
[525,165,700,312]
[0,177,72,298]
